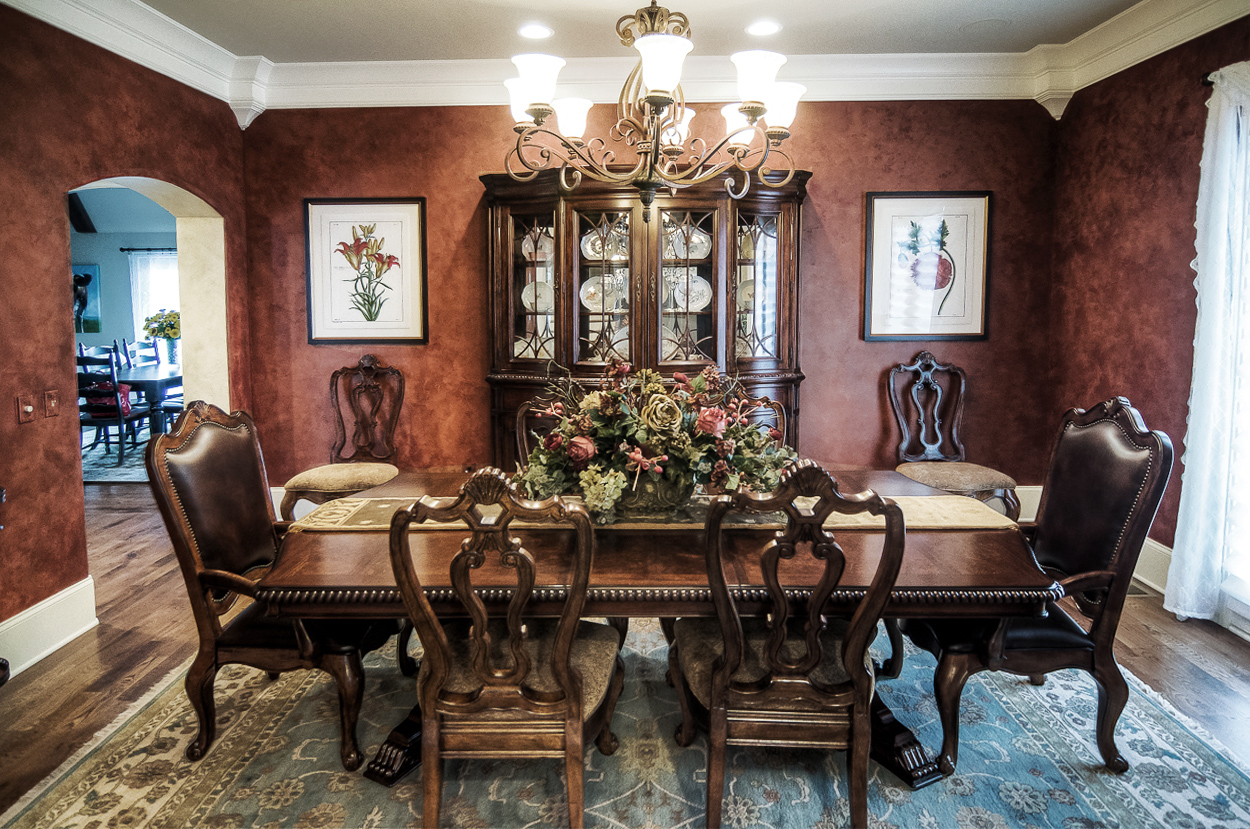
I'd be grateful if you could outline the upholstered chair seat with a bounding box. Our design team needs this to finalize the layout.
[427,618,620,706]
[672,617,862,703]
[894,460,1018,497]
[282,462,398,508]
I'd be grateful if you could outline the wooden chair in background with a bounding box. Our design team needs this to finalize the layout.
[146,402,407,770]
[77,354,151,465]
[900,397,1173,776]
[281,355,404,520]
[389,468,624,829]
[887,350,1021,520]
[667,460,906,829]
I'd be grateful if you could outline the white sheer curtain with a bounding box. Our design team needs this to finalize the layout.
[1166,61,1250,621]
[128,251,180,338]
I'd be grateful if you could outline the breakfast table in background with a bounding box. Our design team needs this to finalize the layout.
[256,466,1057,790]
[114,363,182,433]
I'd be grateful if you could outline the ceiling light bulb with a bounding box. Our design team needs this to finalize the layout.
[746,20,781,37]
[503,77,534,124]
[635,33,693,105]
[731,50,786,106]
[511,53,565,109]
[763,81,805,130]
[721,103,752,146]
[553,97,593,140]
[519,23,553,39]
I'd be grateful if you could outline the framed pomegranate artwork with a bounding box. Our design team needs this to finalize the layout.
[863,191,991,341]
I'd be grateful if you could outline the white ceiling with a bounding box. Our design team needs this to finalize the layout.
[9,0,1246,126]
[133,0,1143,63]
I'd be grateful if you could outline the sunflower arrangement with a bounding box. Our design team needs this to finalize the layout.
[142,309,181,339]
[517,361,796,523]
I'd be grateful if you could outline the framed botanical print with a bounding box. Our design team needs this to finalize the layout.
[864,191,991,341]
[305,198,428,344]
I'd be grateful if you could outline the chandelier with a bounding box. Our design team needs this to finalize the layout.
[503,1,804,218]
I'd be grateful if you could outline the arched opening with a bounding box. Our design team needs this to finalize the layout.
[72,177,230,411]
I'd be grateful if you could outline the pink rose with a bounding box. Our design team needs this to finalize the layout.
[695,407,727,438]
[567,435,597,465]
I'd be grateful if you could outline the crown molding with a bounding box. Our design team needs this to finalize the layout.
[6,0,1245,126]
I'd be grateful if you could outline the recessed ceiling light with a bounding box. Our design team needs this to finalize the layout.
[746,20,781,37]
[519,23,553,39]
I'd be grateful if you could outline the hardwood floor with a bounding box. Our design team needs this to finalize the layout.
[1,485,1249,814]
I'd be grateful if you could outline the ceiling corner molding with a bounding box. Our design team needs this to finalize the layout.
[1058,0,1247,91]
[230,56,273,128]
[6,0,236,102]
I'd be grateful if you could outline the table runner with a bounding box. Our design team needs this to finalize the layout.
[288,494,1016,533]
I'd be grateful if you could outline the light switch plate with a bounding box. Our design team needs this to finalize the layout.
[44,390,60,417]
[16,394,35,424]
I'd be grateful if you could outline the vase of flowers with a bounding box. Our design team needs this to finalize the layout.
[143,309,181,364]
[516,361,796,523]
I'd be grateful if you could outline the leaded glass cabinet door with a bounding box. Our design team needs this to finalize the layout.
[510,213,557,362]
[733,212,780,363]
[659,209,719,368]
[575,209,632,366]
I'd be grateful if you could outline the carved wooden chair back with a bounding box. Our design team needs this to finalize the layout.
[888,350,967,462]
[146,401,398,770]
[738,391,787,447]
[669,459,905,828]
[899,397,1173,777]
[1030,397,1174,642]
[330,354,405,464]
[389,467,623,829]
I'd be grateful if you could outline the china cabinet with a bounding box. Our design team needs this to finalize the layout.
[483,169,810,470]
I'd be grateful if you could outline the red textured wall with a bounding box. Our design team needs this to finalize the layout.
[1051,17,1250,546]
[0,7,249,621]
[242,99,1059,491]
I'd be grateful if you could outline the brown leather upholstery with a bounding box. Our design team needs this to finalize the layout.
[147,401,404,771]
[900,397,1173,777]
[389,468,624,829]
[667,460,906,829]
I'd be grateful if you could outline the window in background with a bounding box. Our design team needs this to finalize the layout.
[128,251,179,338]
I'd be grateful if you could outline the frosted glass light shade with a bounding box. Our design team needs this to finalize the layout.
[764,81,805,129]
[511,53,565,108]
[731,50,786,103]
[662,107,695,145]
[504,78,534,124]
[635,34,693,99]
[553,97,593,139]
[721,103,752,145]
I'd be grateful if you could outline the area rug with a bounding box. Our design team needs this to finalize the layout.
[80,436,149,483]
[4,620,1249,829]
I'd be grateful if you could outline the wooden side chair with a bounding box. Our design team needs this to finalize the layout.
[281,355,404,520]
[147,401,404,770]
[738,391,787,446]
[888,350,1021,520]
[900,397,1173,776]
[389,467,624,829]
[77,354,151,465]
[667,460,906,829]
[514,378,575,464]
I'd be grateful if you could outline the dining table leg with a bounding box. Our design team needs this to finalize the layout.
[363,704,423,786]
[870,694,944,788]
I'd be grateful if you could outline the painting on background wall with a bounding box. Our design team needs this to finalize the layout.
[72,264,101,334]
[864,192,991,341]
[304,198,429,344]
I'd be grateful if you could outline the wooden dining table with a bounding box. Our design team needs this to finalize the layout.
[256,465,1060,790]
[115,363,182,433]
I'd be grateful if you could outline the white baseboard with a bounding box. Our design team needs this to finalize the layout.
[0,578,99,678]
[270,486,315,520]
[1016,485,1042,522]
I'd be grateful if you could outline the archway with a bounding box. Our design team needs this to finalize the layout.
[73,177,230,408]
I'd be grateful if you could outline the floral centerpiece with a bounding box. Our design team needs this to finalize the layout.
[517,361,797,523]
[143,309,181,339]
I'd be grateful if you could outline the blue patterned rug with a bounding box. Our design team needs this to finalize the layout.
[3,620,1248,828]
[80,433,149,483]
